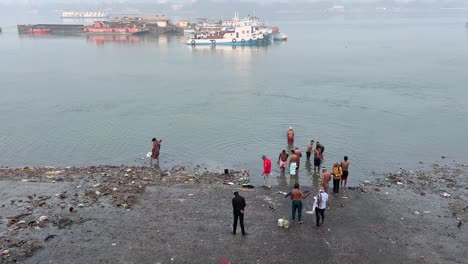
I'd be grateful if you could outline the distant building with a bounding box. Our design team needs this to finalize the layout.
[144,16,170,28]
[176,20,189,28]
[221,20,233,27]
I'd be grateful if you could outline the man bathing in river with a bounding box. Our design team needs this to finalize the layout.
[294,147,302,169]
[306,140,314,160]
[262,155,272,188]
[321,167,331,194]
[289,150,299,176]
[341,156,350,188]
[278,150,289,173]
[150,138,163,166]
[287,127,295,145]
[314,147,322,173]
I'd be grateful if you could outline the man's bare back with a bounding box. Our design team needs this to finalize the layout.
[290,153,298,164]
[341,161,350,170]
[322,171,331,185]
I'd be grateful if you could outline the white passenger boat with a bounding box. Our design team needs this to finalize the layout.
[187,25,264,46]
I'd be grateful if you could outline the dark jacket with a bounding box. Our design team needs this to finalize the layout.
[232,195,246,213]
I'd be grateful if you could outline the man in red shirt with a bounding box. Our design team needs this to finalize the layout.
[262,155,272,188]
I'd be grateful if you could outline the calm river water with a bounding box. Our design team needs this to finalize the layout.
[1,14,468,185]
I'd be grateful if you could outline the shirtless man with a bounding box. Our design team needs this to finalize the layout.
[277,150,289,173]
[294,147,302,170]
[321,167,331,194]
[313,147,322,173]
[316,141,325,159]
[341,156,350,188]
[287,127,295,145]
[306,140,314,160]
[289,150,299,176]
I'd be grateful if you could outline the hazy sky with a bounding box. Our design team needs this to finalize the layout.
[0,0,450,5]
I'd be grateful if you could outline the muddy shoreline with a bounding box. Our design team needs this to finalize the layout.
[0,163,466,263]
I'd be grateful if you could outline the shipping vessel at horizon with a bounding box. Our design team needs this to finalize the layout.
[61,11,109,18]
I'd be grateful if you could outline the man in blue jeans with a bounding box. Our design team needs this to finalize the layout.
[316,186,329,227]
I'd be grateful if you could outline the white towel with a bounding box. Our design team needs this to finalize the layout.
[290,162,297,175]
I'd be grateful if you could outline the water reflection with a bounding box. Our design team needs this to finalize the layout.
[85,34,185,47]
[86,34,142,46]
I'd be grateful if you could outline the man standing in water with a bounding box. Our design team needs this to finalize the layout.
[341,156,350,188]
[262,155,272,188]
[306,140,314,160]
[289,150,299,176]
[287,127,295,145]
[294,147,302,170]
[150,138,162,166]
[232,191,246,236]
[277,150,289,173]
[321,167,331,193]
[316,186,329,228]
[313,147,322,173]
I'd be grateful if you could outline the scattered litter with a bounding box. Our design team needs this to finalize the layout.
[39,216,48,222]
[420,192,427,196]
[223,182,234,185]
[385,192,389,195]
[21,179,29,182]
[45,234,57,242]
[241,184,255,189]
[146,152,152,158]
[2,249,10,257]
[126,169,132,172]
[112,187,118,191]
[414,211,420,215]
[93,183,101,188]
[277,218,284,227]
[278,191,288,195]
[374,187,381,192]
[112,243,117,246]
[397,181,403,185]
[77,185,81,189]
[178,199,185,202]
[363,180,371,185]
[69,207,75,212]
[423,211,431,214]
[78,204,84,208]
[441,192,451,198]
[341,197,348,199]
[268,205,275,211]
[188,194,194,196]
[95,191,101,196]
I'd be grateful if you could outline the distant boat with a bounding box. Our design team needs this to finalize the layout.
[187,25,264,46]
[61,11,109,18]
[274,32,287,41]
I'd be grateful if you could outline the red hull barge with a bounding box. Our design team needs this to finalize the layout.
[28,29,51,34]
[84,21,148,35]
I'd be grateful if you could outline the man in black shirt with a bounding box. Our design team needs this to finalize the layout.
[232,191,246,235]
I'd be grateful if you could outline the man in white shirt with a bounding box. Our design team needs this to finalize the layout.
[316,186,329,227]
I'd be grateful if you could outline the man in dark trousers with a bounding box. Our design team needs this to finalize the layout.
[232,191,246,236]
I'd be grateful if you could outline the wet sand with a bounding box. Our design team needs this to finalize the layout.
[0,163,466,263]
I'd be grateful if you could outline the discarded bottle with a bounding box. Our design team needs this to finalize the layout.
[277,218,284,227]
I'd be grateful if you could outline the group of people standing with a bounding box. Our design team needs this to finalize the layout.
[256,127,351,230]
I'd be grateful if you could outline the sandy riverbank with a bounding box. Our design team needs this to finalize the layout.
[0,163,466,263]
